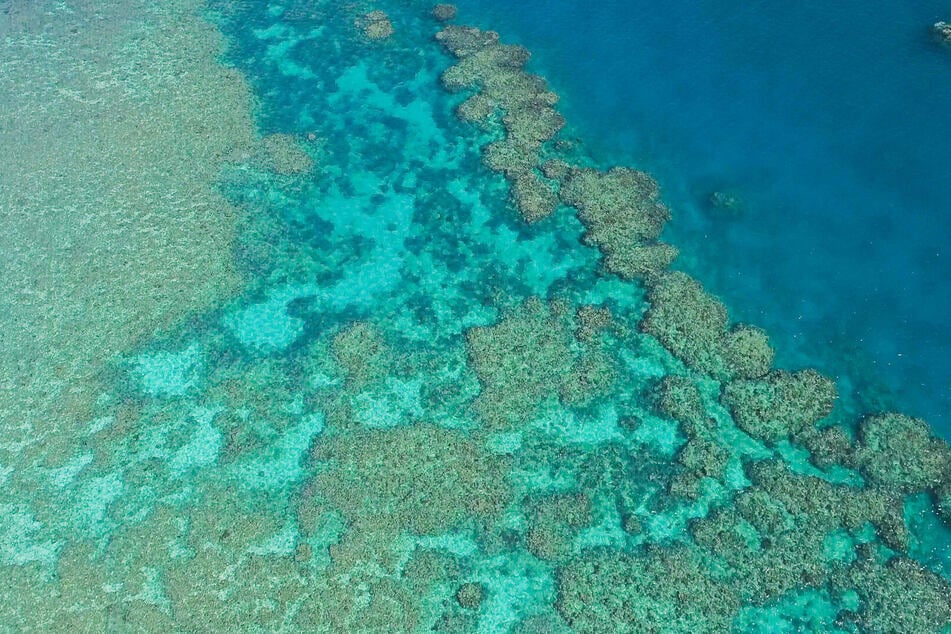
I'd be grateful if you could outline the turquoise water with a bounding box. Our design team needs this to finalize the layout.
[449,0,951,433]
[1,0,950,631]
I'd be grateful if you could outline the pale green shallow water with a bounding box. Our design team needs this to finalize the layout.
[0,1,949,632]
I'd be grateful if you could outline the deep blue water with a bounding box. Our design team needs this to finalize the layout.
[453,0,951,434]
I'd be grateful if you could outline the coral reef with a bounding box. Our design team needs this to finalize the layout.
[640,272,728,374]
[722,324,774,379]
[641,272,777,380]
[6,8,951,633]
[0,0,257,456]
[433,4,458,22]
[722,369,837,442]
[455,582,485,609]
[933,21,951,46]
[331,321,394,387]
[670,435,729,500]
[650,375,708,429]
[359,10,394,40]
[466,297,620,428]
[303,424,511,537]
[574,304,614,343]
[465,298,574,428]
[556,547,740,633]
[260,133,314,175]
[559,351,616,408]
[833,555,951,633]
[559,167,677,282]
[523,492,592,562]
[692,459,914,609]
[436,25,563,222]
[852,412,951,493]
[795,424,854,471]
[295,574,421,632]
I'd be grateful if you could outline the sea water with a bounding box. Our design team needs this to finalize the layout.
[450,0,951,434]
[1,0,950,631]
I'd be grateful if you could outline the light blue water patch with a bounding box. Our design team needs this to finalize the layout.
[234,412,325,490]
[351,377,424,428]
[532,400,624,445]
[254,21,321,78]
[132,343,203,397]
[224,284,317,353]
[44,453,94,489]
[474,553,554,634]
[734,589,845,633]
[0,505,59,567]
[168,406,223,479]
[71,472,124,538]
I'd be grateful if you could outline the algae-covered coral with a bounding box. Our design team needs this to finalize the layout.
[0,1,949,632]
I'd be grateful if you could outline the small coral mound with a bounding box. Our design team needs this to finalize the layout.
[559,166,677,281]
[432,3,458,22]
[722,324,774,379]
[574,304,613,343]
[670,435,729,500]
[523,492,592,562]
[465,298,574,428]
[796,424,854,470]
[834,555,951,633]
[559,351,616,408]
[556,547,740,633]
[722,369,837,442]
[650,375,707,429]
[359,10,394,40]
[304,424,510,537]
[260,133,314,175]
[933,21,951,46]
[331,321,392,386]
[455,582,485,609]
[853,412,951,492]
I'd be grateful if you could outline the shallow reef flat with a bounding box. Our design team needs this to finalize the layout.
[0,0,949,632]
[0,0,258,456]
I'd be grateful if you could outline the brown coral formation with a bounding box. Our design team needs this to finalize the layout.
[523,492,593,562]
[303,424,511,538]
[466,298,575,428]
[260,133,314,175]
[670,435,729,500]
[852,412,951,493]
[359,10,394,40]
[640,272,775,379]
[722,369,837,443]
[0,0,257,466]
[436,25,563,222]
[692,460,913,605]
[556,547,740,633]
[331,321,394,387]
[558,166,678,282]
[432,3,458,22]
[650,375,708,430]
[834,555,951,633]
[465,298,618,429]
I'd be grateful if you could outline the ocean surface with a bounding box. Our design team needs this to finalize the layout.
[1,0,950,631]
[452,0,951,434]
